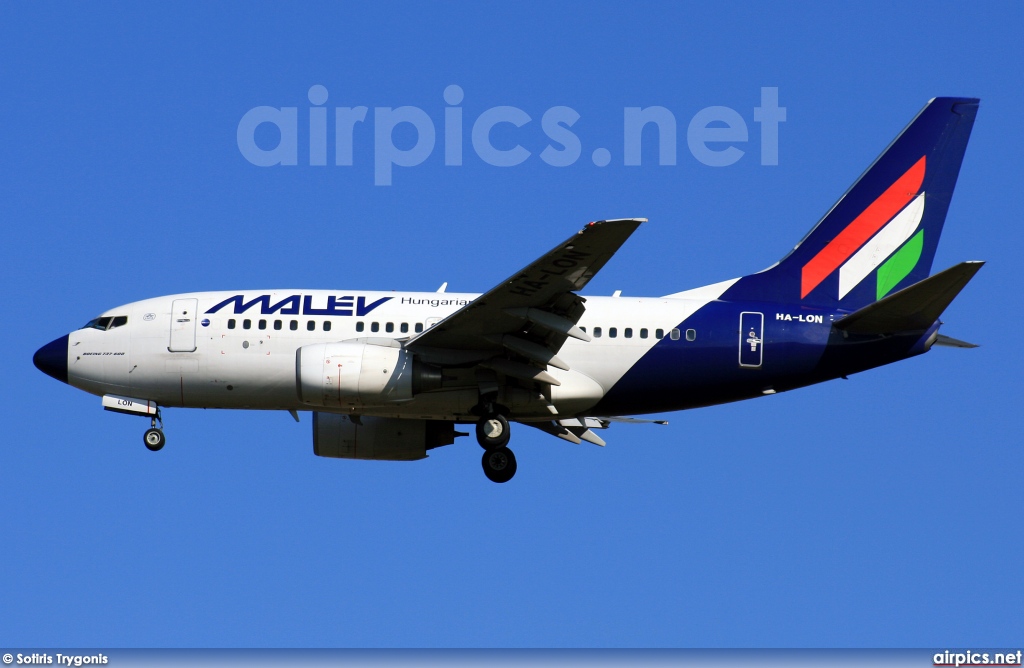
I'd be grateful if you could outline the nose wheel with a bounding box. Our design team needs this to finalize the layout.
[144,428,165,451]
[143,411,165,452]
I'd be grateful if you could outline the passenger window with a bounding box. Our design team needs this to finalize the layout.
[111,316,128,328]
[243,319,251,330]
[655,329,664,339]
[324,321,332,331]
[228,319,236,330]
[670,328,681,340]
[593,327,602,338]
[290,320,298,331]
[306,320,315,331]
[609,327,618,338]
[640,328,648,339]
[258,319,267,330]
[686,329,696,341]
[274,320,282,330]
[624,327,632,338]
[356,321,365,332]
[415,323,423,333]
[400,323,409,333]
[371,322,380,333]
[386,322,394,333]
[579,326,586,333]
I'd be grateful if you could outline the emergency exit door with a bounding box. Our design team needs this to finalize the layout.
[738,311,763,368]
[169,298,198,352]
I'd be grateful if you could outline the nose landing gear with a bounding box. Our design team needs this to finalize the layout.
[143,410,165,452]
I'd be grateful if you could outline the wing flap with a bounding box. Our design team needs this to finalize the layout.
[519,414,668,447]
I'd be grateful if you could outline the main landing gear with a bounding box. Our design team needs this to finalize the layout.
[476,410,516,483]
[475,413,510,449]
[143,410,165,452]
[481,446,517,483]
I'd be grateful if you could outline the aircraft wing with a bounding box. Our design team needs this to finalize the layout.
[521,415,669,446]
[406,219,644,364]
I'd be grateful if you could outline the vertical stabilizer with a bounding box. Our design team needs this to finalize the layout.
[722,97,978,310]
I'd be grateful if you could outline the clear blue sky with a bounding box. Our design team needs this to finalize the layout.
[2,2,1021,648]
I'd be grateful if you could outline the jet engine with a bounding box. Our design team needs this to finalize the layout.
[296,340,442,407]
[313,413,459,460]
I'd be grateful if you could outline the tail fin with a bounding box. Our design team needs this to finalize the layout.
[723,97,979,310]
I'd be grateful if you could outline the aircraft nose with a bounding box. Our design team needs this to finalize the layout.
[33,334,69,384]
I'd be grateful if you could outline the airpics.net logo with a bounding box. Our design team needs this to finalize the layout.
[236,85,786,185]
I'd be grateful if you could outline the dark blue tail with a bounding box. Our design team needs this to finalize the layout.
[722,97,979,310]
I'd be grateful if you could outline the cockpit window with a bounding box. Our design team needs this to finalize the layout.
[84,316,113,330]
[83,315,128,331]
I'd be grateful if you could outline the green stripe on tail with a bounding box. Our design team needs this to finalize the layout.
[877,230,924,300]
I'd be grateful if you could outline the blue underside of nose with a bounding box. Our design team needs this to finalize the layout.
[34,334,69,384]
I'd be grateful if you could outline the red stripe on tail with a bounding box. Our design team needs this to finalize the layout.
[800,156,926,298]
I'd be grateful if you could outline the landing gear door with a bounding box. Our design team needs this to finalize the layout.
[169,298,198,352]
[739,311,763,368]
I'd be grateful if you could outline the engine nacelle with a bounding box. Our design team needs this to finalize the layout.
[296,340,441,408]
[313,413,458,461]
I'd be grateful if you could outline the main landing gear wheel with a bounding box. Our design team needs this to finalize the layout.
[144,428,165,452]
[482,446,517,483]
[476,413,511,449]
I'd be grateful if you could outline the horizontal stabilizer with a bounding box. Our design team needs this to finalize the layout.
[934,333,979,348]
[834,261,984,335]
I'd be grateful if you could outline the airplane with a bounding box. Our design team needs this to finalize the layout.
[34,97,982,483]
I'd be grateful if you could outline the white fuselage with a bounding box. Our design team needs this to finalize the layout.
[67,285,733,421]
